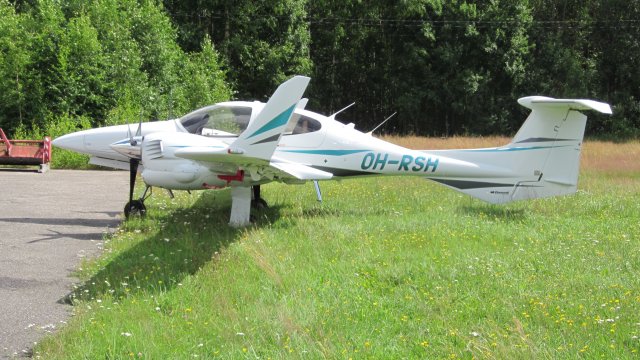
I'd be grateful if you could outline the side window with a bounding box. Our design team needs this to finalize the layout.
[286,115,322,135]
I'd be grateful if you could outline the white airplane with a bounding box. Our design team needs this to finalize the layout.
[53,76,612,227]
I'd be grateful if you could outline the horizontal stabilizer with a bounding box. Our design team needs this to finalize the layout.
[518,96,612,114]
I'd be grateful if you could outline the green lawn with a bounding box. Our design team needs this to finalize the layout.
[35,168,639,359]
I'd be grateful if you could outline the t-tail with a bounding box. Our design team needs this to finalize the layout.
[428,96,612,204]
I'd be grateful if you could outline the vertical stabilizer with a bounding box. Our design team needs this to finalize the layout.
[429,96,612,203]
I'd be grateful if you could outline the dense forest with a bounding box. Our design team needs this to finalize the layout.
[1,0,639,139]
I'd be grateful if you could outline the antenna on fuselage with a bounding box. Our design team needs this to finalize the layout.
[329,102,355,120]
[366,112,397,136]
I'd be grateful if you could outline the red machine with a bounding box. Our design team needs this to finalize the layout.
[0,128,51,172]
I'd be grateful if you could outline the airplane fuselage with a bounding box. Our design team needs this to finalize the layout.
[53,101,517,192]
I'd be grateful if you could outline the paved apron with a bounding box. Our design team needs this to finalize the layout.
[0,170,128,358]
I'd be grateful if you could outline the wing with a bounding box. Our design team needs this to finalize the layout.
[173,76,327,182]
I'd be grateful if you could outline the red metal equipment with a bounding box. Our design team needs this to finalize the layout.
[0,128,51,172]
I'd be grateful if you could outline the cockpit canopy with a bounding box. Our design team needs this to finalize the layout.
[180,105,251,136]
[179,103,323,137]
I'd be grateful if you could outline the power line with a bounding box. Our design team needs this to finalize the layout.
[165,10,640,29]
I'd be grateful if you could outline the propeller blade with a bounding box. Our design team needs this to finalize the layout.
[135,111,143,137]
[127,123,133,144]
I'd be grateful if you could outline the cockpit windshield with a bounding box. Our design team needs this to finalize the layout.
[180,105,252,136]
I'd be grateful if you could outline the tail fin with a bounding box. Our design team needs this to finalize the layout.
[430,96,612,203]
[230,76,310,161]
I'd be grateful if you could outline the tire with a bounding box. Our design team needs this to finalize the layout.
[124,200,147,218]
[251,198,268,210]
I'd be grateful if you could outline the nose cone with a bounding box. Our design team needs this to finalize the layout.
[52,132,86,153]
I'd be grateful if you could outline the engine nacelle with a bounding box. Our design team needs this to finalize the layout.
[140,131,241,190]
[141,133,236,190]
[141,162,208,190]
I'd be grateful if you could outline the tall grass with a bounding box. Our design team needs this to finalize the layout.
[34,139,640,359]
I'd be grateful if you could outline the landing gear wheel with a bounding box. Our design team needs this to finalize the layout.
[251,198,268,210]
[124,200,146,218]
[251,185,268,209]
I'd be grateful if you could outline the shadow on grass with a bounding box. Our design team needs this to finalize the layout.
[459,204,528,222]
[62,190,283,304]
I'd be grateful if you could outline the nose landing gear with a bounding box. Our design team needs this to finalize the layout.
[124,199,146,218]
[124,157,151,219]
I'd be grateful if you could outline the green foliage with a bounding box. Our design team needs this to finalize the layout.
[0,0,230,137]
[0,0,30,130]
[306,0,536,135]
[164,0,639,137]
[180,36,232,110]
[165,0,312,100]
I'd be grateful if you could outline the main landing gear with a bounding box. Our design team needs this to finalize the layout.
[122,164,268,224]
[228,185,268,228]
[251,185,268,209]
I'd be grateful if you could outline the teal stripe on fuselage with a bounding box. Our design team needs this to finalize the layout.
[246,104,296,139]
[280,149,371,156]
[458,145,573,153]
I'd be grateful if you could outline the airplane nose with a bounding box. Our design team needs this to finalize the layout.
[52,132,86,153]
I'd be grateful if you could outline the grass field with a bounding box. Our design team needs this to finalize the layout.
[35,138,640,359]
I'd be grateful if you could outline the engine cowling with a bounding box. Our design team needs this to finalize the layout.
[140,132,232,190]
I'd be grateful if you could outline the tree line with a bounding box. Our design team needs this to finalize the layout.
[2,0,639,139]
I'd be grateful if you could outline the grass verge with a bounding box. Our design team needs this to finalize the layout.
[34,140,640,359]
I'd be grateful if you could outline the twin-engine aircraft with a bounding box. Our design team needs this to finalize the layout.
[53,76,612,227]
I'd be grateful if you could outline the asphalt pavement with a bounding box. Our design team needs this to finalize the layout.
[0,170,128,358]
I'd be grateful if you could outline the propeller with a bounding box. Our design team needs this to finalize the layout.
[127,114,142,146]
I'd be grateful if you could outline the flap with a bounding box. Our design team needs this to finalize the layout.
[270,161,333,180]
